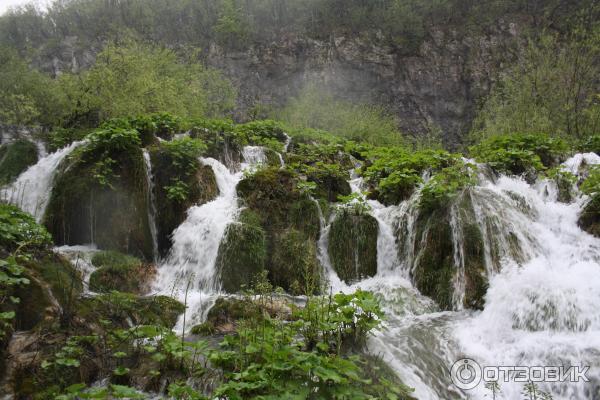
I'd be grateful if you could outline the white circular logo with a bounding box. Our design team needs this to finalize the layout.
[451,358,482,390]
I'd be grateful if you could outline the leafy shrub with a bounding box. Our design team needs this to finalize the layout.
[0,204,51,251]
[581,166,600,196]
[161,137,207,176]
[580,134,600,155]
[236,119,286,151]
[362,147,457,205]
[419,162,477,214]
[470,133,568,175]
[0,139,38,185]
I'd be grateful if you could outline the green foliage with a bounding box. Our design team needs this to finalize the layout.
[362,146,457,205]
[161,137,207,175]
[78,41,235,122]
[470,133,568,175]
[278,83,404,146]
[0,46,63,126]
[165,180,190,203]
[0,204,52,251]
[236,119,286,151]
[419,162,477,214]
[472,30,600,140]
[581,166,600,196]
[0,139,38,185]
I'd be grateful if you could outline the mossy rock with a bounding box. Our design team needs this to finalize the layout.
[89,251,154,294]
[78,292,184,328]
[288,196,321,240]
[44,143,154,260]
[149,146,218,255]
[0,139,38,185]
[271,229,320,295]
[216,214,267,293]
[579,194,600,238]
[191,297,262,334]
[308,171,351,202]
[411,190,488,310]
[328,209,378,284]
[237,167,301,231]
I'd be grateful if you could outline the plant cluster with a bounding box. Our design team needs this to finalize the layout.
[469,133,568,175]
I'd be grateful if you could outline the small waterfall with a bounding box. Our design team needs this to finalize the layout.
[154,147,266,331]
[142,150,159,262]
[1,140,84,221]
[283,133,292,152]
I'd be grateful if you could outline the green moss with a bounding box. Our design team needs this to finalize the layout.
[216,217,267,293]
[328,209,378,284]
[89,251,152,294]
[44,131,154,260]
[27,252,83,309]
[237,167,301,231]
[412,191,488,310]
[411,208,455,310]
[149,144,218,255]
[288,196,321,240]
[0,139,38,185]
[194,297,262,334]
[271,229,320,295]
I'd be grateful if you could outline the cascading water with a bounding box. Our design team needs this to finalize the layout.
[0,140,84,221]
[315,154,600,400]
[153,146,267,332]
[142,150,160,262]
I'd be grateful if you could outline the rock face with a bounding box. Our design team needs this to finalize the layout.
[33,23,520,146]
[205,26,519,146]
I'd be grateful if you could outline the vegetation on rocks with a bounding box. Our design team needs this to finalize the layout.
[89,251,154,294]
[0,139,38,185]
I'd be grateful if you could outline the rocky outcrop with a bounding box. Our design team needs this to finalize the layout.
[579,195,600,238]
[328,208,378,284]
[0,139,38,185]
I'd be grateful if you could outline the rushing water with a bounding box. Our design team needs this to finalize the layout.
[308,154,600,399]
[153,147,267,332]
[0,140,84,221]
[142,150,160,262]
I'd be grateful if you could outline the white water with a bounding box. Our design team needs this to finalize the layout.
[1,140,84,221]
[142,150,160,262]
[55,244,99,294]
[153,147,267,332]
[310,154,600,399]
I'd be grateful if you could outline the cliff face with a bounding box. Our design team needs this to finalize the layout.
[206,23,522,146]
[37,22,522,146]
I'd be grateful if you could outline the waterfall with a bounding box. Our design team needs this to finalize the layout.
[142,150,159,262]
[1,140,84,221]
[153,146,266,331]
[313,153,600,399]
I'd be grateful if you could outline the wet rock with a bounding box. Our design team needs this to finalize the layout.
[328,208,378,284]
[579,195,600,238]
[89,250,155,294]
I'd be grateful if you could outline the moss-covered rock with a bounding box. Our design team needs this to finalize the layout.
[89,251,155,294]
[78,292,185,328]
[44,132,154,260]
[216,211,267,293]
[191,297,262,335]
[149,145,218,255]
[411,190,488,310]
[0,139,38,185]
[271,229,320,294]
[328,208,378,284]
[579,194,600,238]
